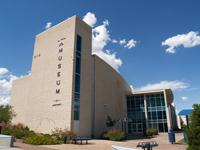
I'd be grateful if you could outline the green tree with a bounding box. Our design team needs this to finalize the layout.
[185,104,200,150]
[0,105,15,125]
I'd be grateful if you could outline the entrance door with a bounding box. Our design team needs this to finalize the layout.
[128,123,143,134]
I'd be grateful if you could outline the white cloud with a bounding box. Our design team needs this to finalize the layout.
[162,31,200,53]
[93,50,122,70]
[0,68,8,76]
[119,39,126,45]
[0,68,18,105]
[92,19,110,52]
[83,12,137,71]
[83,12,122,71]
[45,22,52,30]
[112,39,118,43]
[83,12,97,27]
[125,39,137,49]
[130,85,134,92]
[136,80,190,91]
[112,38,137,49]
[181,96,188,101]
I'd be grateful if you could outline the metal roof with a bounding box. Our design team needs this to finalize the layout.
[178,109,193,116]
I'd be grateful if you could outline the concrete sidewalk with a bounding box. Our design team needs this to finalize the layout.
[14,142,56,150]
[0,146,22,150]
[12,133,187,150]
[41,133,187,150]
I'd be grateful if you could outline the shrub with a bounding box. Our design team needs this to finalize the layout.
[51,128,76,143]
[185,104,200,150]
[185,126,200,150]
[23,134,60,145]
[146,128,158,137]
[104,129,125,141]
[2,123,35,139]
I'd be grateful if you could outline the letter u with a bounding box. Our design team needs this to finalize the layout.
[56,80,61,85]
[58,56,62,61]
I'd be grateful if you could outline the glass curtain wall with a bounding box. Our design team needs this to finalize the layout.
[146,93,168,132]
[74,35,82,120]
[127,95,145,134]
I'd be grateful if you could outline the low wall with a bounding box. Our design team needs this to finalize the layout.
[0,134,14,147]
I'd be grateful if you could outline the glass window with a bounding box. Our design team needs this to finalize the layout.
[152,112,157,120]
[74,35,82,121]
[158,111,163,119]
[147,99,151,107]
[135,99,140,107]
[128,123,131,133]
[132,124,136,132]
[76,51,81,57]
[76,35,82,52]
[75,57,81,74]
[75,74,80,93]
[156,98,161,106]
[148,112,152,120]
[152,123,158,130]
[161,98,165,106]
[162,111,167,119]
[74,110,79,120]
[151,98,156,107]
[159,123,164,132]
[138,124,142,132]
[75,93,80,100]
[127,95,145,129]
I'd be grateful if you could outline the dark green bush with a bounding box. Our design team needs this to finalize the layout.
[2,123,35,139]
[185,126,200,150]
[146,128,158,137]
[185,104,200,150]
[23,134,60,145]
[104,129,125,141]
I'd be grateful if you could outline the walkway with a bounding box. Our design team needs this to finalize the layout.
[41,133,187,150]
[12,133,187,150]
[13,142,56,150]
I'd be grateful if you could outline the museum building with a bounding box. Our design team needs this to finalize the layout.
[11,16,177,138]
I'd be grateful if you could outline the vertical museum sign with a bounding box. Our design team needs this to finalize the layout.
[52,37,66,106]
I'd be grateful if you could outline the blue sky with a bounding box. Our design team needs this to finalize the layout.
[0,0,200,112]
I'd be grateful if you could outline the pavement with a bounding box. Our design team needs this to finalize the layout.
[14,142,56,150]
[41,133,187,150]
[0,146,22,150]
[8,133,187,150]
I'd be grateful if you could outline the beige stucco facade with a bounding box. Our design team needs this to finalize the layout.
[11,16,131,137]
[11,16,177,138]
[92,56,132,137]
[11,16,91,135]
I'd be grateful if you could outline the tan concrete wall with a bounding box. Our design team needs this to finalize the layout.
[72,17,93,136]
[93,55,132,137]
[11,16,79,133]
[11,76,30,125]
[11,16,131,137]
